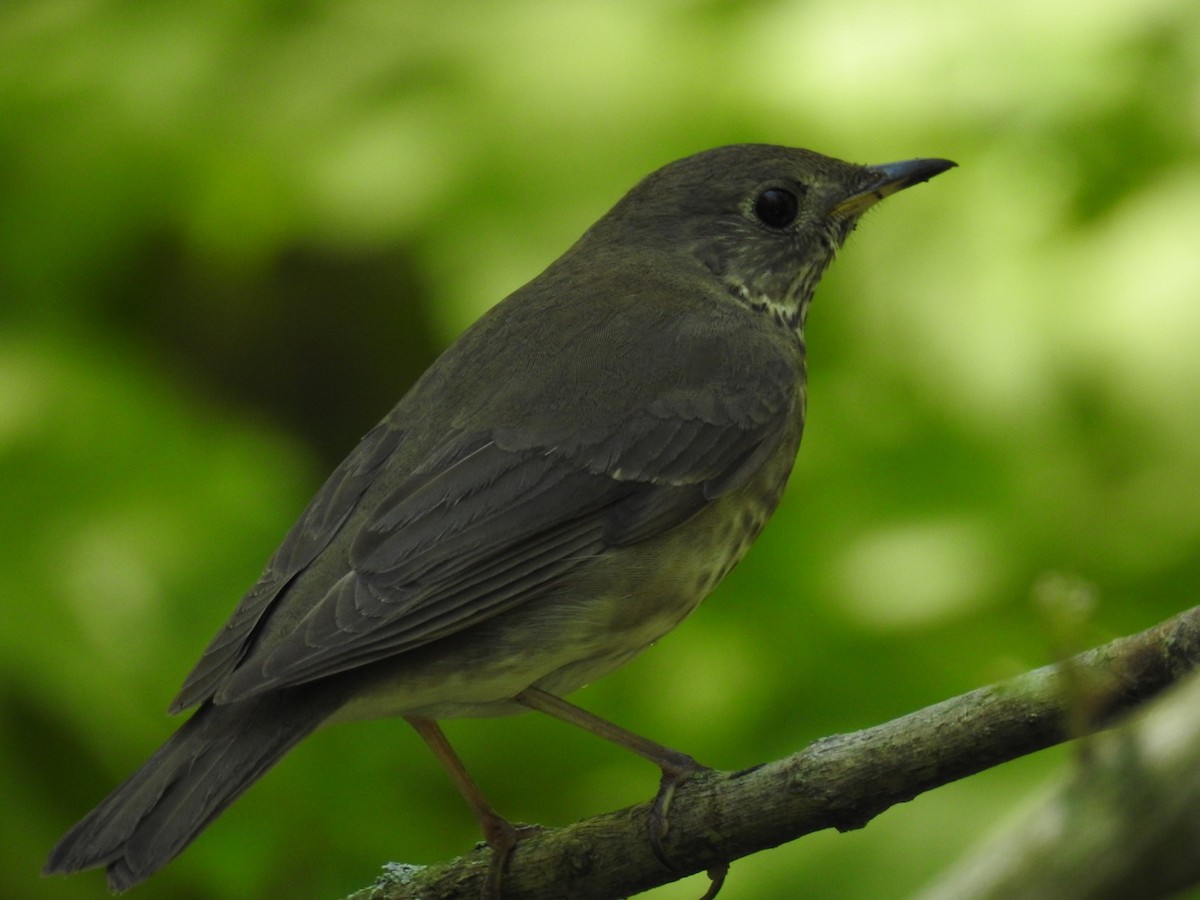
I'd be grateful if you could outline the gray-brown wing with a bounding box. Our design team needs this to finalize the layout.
[177,269,802,709]
[210,401,795,703]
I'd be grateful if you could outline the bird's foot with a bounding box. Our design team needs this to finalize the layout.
[481,819,543,900]
[649,759,729,898]
[648,755,711,871]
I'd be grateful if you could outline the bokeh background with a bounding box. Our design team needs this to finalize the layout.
[5,1,1199,898]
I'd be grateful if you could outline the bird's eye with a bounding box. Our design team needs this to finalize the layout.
[753,188,800,229]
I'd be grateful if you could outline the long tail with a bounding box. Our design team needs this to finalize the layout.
[44,685,343,892]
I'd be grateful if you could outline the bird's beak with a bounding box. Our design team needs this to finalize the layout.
[830,157,957,220]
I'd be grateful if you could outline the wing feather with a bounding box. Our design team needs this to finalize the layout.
[169,422,405,711]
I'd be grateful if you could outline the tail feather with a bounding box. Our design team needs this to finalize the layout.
[44,685,343,891]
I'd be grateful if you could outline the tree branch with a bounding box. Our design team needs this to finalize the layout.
[916,664,1200,900]
[346,605,1200,900]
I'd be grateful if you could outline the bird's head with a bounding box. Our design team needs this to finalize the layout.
[580,144,955,334]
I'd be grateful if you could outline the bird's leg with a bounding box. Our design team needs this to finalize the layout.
[514,687,711,872]
[406,716,538,899]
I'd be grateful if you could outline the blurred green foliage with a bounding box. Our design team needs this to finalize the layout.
[3,1,1199,898]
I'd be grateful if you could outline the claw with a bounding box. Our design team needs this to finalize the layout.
[480,821,544,899]
[698,862,729,900]
[647,757,710,871]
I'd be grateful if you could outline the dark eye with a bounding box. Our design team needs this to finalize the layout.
[753,188,800,229]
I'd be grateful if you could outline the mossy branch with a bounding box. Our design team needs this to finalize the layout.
[347,605,1200,900]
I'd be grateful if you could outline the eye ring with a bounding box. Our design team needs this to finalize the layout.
[753,188,800,229]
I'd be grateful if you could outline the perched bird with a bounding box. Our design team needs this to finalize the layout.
[45,144,954,893]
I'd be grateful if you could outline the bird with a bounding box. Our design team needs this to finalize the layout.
[44,143,954,894]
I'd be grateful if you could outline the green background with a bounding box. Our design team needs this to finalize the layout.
[5,1,1199,898]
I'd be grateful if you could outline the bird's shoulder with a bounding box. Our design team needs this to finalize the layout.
[404,258,805,448]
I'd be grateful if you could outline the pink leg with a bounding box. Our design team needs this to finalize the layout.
[514,687,711,871]
[407,715,538,898]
